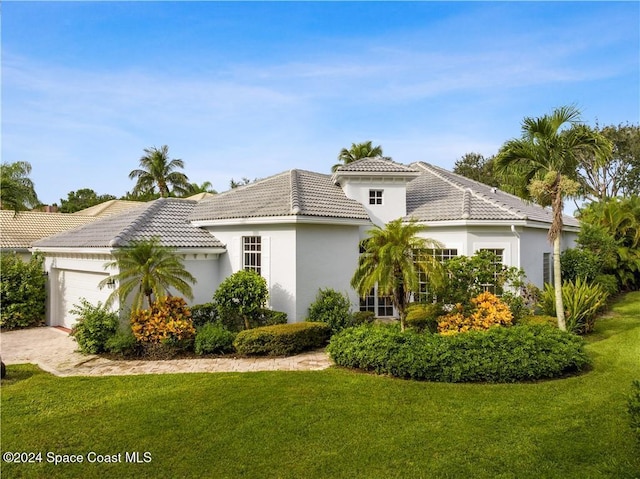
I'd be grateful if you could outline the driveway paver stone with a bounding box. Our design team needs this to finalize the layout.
[0,327,332,377]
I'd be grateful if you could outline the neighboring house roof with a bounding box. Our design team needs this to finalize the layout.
[335,157,420,173]
[33,198,224,249]
[189,169,370,222]
[185,192,216,201]
[0,210,96,251]
[73,200,144,218]
[406,162,580,227]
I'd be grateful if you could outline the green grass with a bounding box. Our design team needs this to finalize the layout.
[2,293,640,479]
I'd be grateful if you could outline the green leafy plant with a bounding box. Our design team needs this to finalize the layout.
[69,299,119,354]
[105,329,139,357]
[190,302,219,328]
[405,303,442,333]
[194,323,236,355]
[233,322,330,356]
[351,311,376,326]
[0,252,46,329]
[541,278,609,334]
[214,270,268,330]
[307,288,352,334]
[328,323,591,383]
[560,248,600,282]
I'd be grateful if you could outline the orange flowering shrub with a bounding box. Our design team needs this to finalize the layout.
[131,296,196,345]
[438,292,513,335]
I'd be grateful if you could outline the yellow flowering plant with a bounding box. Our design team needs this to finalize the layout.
[438,292,513,335]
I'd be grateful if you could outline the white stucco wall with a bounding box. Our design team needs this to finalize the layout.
[296,223,361,321]
[204,225,298,321]
[342,179,408,226]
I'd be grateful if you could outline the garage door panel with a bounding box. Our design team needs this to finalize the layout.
[55,269,111,328]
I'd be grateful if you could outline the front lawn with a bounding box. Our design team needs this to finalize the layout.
[2,293,639,478]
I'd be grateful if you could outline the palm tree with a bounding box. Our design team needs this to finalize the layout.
[351,218,444,331]
[100,237,197,311]
[186,181,217,196]
[332,141,384,172]
[128,145,189,198]
[495,105,611,331]
[1,161,39,212]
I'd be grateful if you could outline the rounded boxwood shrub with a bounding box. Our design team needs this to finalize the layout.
[327,324,591,383]
[234,322,331,356]
[195,323,236,355]
[307,288,352,334]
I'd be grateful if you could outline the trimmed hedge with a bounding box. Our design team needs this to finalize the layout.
[327,324,591,383]
[195,323,236,355]
[233,322,330,356]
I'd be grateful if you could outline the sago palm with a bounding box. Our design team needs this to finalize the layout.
[129,145,189,198]
[351,218,443,331]
[332,141,384,172]
[100,237,196,311]
[495,105,611,330]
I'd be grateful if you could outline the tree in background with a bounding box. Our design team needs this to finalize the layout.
[229,177,254,189]
[452,152,500,187]
[59,188,117,213]
[578,123,640,201]
[577,197,640,290]
[333,141,385,172]
[351,218,443,332]
[495,105,611,331]
[0,161,39,212]
[186,181,217,196]
[128,145,189,198]
[100,237,196,311]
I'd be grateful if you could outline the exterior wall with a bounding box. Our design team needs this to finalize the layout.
[520,227,579,289]
[204,225,298,321]
[296,224,361,321]
[342,179,408,226]
[182,254,220,305]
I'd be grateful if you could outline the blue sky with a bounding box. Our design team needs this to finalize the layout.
[3,1,639,205]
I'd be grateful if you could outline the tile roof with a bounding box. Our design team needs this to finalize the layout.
[189,169,370,222]
[73,200,144,218]
[1,210,97,250]
[33,199,224,249]
[406,162,580,227]
[334,157,420,173]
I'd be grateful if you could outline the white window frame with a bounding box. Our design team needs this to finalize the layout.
[242,236,262,275]
[369,189,383,205]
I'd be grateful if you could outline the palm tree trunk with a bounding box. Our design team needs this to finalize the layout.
[553,236,567,331]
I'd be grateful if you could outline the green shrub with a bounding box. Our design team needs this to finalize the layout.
[307,288,352,333]
[69,299,119,354]
[0,252,46,329]
[352,311,376,326]
[214,270,268,330]
[327,324,591,383]
[519,315,557,327]
[501,292,532,323]
[405,303,442,333]
[594,274,620,296]
[195,323,236,355]
[629,380,640,444]
[560,248,600,282]
[105,330,139,357]
[190,302,219,328]
[256,308,288,326]
[233,322,331,356]
[216,307,288,332]
[541,278,609,334]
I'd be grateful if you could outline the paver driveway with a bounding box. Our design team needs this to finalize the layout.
[0,327,332,377]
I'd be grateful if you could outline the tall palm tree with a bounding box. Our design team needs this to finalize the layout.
[332,141,384,172]
[128,145,189,198]
[351,218,444,331]
[1,161,39,212]
[495,105,611,331]
[100,237,197,311]
[186,181,217,196]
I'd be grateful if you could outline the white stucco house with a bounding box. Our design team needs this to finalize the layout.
[32,158,579,328]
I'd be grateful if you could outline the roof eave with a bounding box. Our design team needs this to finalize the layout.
[192,215,372,227]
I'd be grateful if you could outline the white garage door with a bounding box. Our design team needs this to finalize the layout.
[54,269,111,329]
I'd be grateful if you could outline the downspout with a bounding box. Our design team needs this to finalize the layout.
[510,225,521,270]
